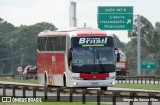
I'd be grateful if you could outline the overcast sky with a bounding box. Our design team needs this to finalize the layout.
[0,0,160,43]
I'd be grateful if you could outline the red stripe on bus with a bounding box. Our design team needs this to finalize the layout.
[80,73,109,80]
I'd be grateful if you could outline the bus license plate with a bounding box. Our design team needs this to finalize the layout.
[91,82,98,85]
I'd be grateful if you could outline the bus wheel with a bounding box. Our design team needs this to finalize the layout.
[63,75,66,87]
[101,87,108,90]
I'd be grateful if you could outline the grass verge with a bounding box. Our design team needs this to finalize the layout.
[115,83,160,91]
[0,79,39,84]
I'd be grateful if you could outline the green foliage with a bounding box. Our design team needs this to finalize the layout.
[0,18,16,35]
[128,16,160,76]
[0,18,57,74]
[113,34,126,50]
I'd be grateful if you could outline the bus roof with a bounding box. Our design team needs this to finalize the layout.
[38,27,107,37]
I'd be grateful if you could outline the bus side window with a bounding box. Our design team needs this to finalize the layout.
[38,36,66,52]
[61,36,66,51]
[58,36,66,51]
[46,36,66,52]
[38,37,46,51]
[46,37,55,51]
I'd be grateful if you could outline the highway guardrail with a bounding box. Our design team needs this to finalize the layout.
[0,83,160,105]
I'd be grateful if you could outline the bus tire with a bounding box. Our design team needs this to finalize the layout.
[101,87,108,90]
[63,75,66,87]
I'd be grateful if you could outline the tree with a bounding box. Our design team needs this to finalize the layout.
[128,16,154,58]
[0,18,57,74]
[13,22,57,74]
[0,18,17,74]
[127,16,160,75]
[113,34,126,50]
[151,22,160,75]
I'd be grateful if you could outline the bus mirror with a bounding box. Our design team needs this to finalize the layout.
[68,48,72,66]
[69,49,72,60]
[114,48,118,51]
[117,53,120,62]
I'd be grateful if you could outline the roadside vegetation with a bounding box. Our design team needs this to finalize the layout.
[0,79,39,84]
[115,83,160,91]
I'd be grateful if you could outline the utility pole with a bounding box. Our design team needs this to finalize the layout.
[69,0,77,27]
[137,15,141,75]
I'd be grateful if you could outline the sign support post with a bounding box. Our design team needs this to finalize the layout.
[137,15,141,75]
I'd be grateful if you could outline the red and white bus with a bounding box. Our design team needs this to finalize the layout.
[37,27,119,90]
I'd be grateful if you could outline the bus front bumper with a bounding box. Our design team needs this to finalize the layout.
[71,79,115,87]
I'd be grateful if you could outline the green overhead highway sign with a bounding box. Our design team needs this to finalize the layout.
[98,6,133,14]
[141,61,157,70]
[98,6,133,30]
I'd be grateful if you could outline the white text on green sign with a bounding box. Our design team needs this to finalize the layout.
[98,6,133,30]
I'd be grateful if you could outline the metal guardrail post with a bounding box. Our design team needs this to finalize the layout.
[129,92,134,105]
[149,77,151,84]
[57,88,61,101]
[121,77,123,83]
[118,77,119,83]
[23,86,26,98]
[3,84,6,96]
[141,77,143,84]
[33,86,37,98]
[137,77,138,84]
[153,77,155,85]
[133,77,135,84]
[69,88,73,102]
[148,93,154,105]
[129,77,130,83]
[112,91,116,105]
[82,89,86,104]
[145,77,147,84]
[97,90,101,105]
[44,86,48,101]
[158,77,160,85]
[12,85,15,97]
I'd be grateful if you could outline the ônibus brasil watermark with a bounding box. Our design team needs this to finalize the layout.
[1,97,42,102]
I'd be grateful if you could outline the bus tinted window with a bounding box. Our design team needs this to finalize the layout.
[38,36,66,51]
[60,36,66,51]
[38,37,46,51]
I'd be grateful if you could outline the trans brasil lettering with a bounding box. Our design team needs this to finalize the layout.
[79,37,107,45]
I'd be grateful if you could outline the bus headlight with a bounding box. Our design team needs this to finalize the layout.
[105,76,115,80]
[73,82,78,86]
[111,81,115,85]
[72,76,83,80]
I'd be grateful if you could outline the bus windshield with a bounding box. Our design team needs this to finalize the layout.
[71,36,115,73]
[72,47,115,73]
